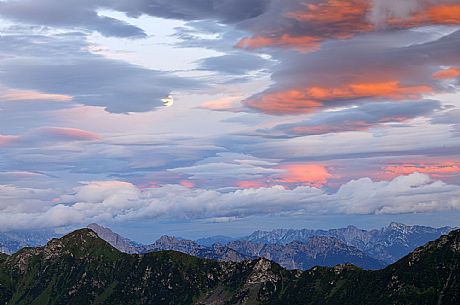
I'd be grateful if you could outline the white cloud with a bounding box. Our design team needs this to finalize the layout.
[0,173,459,231]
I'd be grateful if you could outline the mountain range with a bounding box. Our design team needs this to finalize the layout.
[238,222,454,263]
[0,229,60,255]
[0,227,459,304]
[88,224,385,270]
[0,223,454,271]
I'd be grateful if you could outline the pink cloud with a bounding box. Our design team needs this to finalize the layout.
[384,161,460,179]
[37,127,101,141]
[179,180,195,188]
[0,88,72,102]
[276,164,332,187]
[0,135,18,146]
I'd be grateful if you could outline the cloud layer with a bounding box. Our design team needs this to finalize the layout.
[0,173,459,231]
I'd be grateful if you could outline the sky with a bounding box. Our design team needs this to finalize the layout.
[0,0,460,242]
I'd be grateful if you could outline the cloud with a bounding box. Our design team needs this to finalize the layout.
[199,96,245,112]
[236,34,322,53]
[0,33,198,113]
[196,53,270,75]
[235,0,460,52]
[168,153,283,182]
[246,82,433,115]
[33,127,102,141]
[0,0,146,38]
[370,1,460,27]
[383,161,460,179]
[368,0,428,26]
[0,87,73,102]
[0,127,101,146]
[276,164,332,187]
[432,109,460,124]
[265,100,441,137]
[0,135,18,146]
[0,173,459,230]
[433,67,460,80]
[243,29,460,115]
[0,0,269,38]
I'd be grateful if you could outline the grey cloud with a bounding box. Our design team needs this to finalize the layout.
[117,0,270,23]
[169,153,282,181]
[0,0,146,38]
[266,100,441,137]
[196,53,271,75]
[0,0,270,38]
[0,131,224,186]
[0,33,199,113]
[432,109,460,136]
[432,109,460,124]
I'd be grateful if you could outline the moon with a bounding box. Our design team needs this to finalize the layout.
[161,95,174,107]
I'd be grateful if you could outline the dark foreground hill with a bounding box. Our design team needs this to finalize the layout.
[0,228,459,305]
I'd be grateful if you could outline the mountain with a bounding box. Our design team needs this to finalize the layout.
[87,224,249,262]
[227,236,385,270]
[87,225,383,269]
[196,235,237,247]
[139,235,250,262]
[0,229,61,254]
[0,228,459,304]
[241,222,454,263]
[87,223,141,254]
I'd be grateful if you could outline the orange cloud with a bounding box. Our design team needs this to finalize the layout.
[385,4,460,28]
[236,34,321,52]
[237,0,372,52]
[433,67,460,80]
[0,88,72,102]
[237,2,460,53]
[384,161,460,179]
[288,0,368,23]
[246,81,432,115]
[246,90,322,115]
[308,81,432,100]
[426,4,460,24]
[287,0,373,38]
[277,164,332,187]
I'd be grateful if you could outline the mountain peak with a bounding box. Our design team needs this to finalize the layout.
[87,223,140,254]
[157,235,183,243]
[388,222,407,229]
[44,228,120,259]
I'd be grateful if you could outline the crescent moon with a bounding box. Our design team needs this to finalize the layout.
[161,95,174,107]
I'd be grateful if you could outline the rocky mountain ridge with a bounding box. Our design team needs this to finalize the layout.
[238,222,454,262]
[88,224,385,269]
